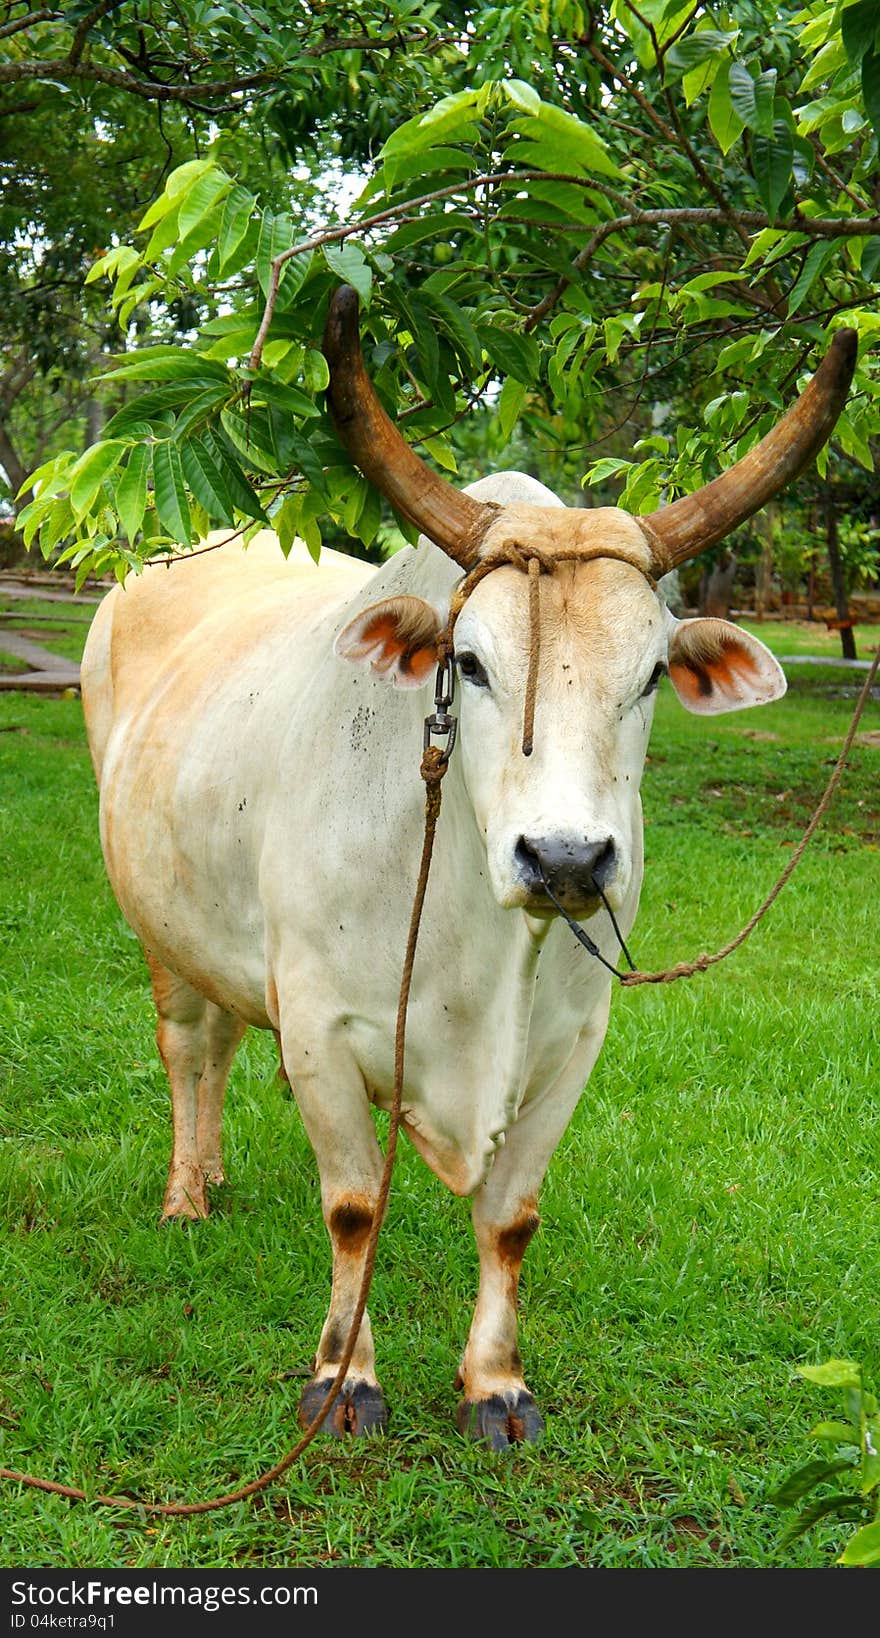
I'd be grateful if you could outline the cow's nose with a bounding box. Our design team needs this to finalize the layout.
[515,834,617,901]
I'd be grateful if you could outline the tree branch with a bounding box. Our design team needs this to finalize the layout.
[0,8,56,40]
[68,0,127,66]
[0,30,441,101]
[523,204,880,331]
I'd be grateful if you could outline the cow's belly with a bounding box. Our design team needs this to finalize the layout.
[99,714,271,1022]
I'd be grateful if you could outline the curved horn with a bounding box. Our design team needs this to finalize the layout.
[323,285,496,569]
[642,328,858,574]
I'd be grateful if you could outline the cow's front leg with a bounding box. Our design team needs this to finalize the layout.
[456,1193,544,1450]
[457,1001,612,1449]
[284,1045,387,1437]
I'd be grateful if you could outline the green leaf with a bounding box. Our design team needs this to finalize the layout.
[167,203,226,278]
[729,63,777,137]
[178,170,231,240]
[842,2,880,66]
[303,349,330,395]
[180,438,235,525]
[100,350,228,384]
[770,1458,856,1506]
[380,91,485,159]
[220,406,278,474]
[217,185,257,277]
[809,1420,859,1443]
[115,445,150,543]
[253,377,320,419]
[137,160,213,229]
[418,290,480,369]
[289,430,329,500]
[709,59,746,154]
[420,436,457,473]
[862,48,880,138]
[256,211,298,299]
[505,78,541,114]
[40,495,75,554]
[797,1360,862,1389]
[509,100,621,178]
[104,383,223,438]
[751,120,794,217]
[839,1519,880,1566]
[477,323,540,384]
[170,386,232,442]
[274,494,301,556]
[584,457,633,487]
[353,479,382,547]
[497,376,527,444]
[780,1493,865,1547]
[323,242,373,306]
[202,430,268,522]
[863,1415,880,1493]
[664,29,737,83]
[69,441,126,520]
[144,203,182,262]
[152,440,193,546]
[787,240,839,314]
[215,216,261,285]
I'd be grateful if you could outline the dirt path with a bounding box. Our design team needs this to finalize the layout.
[0,630,81,692]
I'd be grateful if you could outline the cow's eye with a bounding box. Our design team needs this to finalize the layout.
[456,651,490,689]
[640,661,667,698]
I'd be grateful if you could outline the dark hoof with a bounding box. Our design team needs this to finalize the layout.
[299,1376,388,1438]
[456,1391,544,1451]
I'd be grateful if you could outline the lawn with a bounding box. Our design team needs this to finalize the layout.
[0,595,877,1568]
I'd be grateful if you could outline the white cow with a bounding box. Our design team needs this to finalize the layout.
[80,295,855,1447]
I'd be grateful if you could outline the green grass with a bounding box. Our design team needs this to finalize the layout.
[738,617,878,660]
[0,606,878,1569]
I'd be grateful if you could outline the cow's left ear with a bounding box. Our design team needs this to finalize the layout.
[667,617,786,715]
[334,595,443,688]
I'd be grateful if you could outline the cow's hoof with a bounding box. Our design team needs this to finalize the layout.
[161,1191,208,1222]
[456,1391,544,1450]
[299,1376,388,1438]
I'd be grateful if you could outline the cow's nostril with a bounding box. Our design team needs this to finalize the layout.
[515,837,542,886]
[517,834,617,899]
[590,837,616,892]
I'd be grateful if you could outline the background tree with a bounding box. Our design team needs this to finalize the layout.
[0,0,454,507]
[11,0,880,632]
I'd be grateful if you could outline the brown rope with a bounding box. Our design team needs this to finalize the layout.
[523,556,542,756]
[0,746,449,1516]
[440,538,658,759]
[620,640,880,986]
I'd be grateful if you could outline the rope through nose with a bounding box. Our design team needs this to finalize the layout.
[538,862,637,979]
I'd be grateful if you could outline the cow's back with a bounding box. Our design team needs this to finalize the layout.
[81,531,370,781]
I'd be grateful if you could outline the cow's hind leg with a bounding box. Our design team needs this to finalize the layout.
[283,1043,387,1437]
[148,955,245,1220]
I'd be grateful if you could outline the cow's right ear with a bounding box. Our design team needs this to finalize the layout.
[334,596,444,688]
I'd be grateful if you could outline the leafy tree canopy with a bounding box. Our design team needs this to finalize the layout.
[9,0,880,585]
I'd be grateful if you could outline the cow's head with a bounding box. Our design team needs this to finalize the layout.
[327,286,856,918]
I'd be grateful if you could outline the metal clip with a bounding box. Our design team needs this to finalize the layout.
[423,654,458,756]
